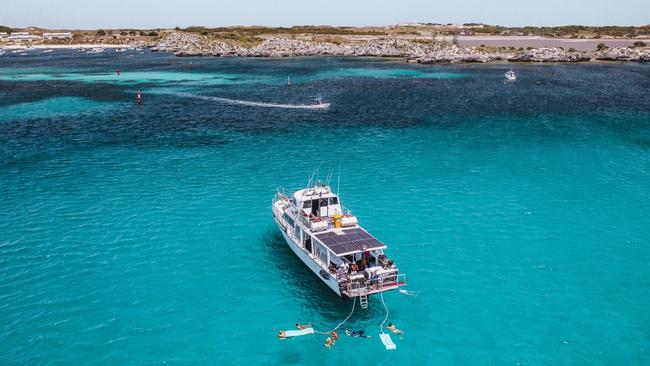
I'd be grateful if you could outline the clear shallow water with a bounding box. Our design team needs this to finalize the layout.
[1,50,650,365]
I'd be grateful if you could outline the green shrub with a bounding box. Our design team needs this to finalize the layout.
[633,40,647,47]
[596,42,608,51]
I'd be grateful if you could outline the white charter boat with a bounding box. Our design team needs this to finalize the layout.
[272,182,406,305]
[505,70,517,81]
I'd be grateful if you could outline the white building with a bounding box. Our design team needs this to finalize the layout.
[0,32,7,39]
[9,32,41,41]
[43,32,72,39]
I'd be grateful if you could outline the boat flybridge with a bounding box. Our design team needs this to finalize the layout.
[272,183,406,306]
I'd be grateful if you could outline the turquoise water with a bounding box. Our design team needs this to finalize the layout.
[1,51,650,365]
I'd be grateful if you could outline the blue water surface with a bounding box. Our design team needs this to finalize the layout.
[1,50,649,365]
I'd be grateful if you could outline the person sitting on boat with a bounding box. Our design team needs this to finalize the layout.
[295,322,311,330]
[386,322,404,336]
[350,262,359,274]
[345,329,370,338]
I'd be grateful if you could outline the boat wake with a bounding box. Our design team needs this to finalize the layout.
[175,92,330,109]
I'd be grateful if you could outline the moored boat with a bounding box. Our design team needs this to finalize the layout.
[272,182,406,305]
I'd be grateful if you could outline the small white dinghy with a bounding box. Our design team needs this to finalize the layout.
[505,70,517,81]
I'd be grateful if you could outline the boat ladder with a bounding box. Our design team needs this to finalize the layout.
[359,293,368,309]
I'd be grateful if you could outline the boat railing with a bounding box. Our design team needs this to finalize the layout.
[345,272,406,297]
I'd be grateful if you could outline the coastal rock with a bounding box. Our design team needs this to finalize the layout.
[508,47,590,62]
[152,32,649,64]
[415,45,506,63]
[594,47,650,62]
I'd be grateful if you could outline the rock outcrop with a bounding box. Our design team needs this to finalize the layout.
[508,48,591,62]
[151,32,650,63]
[593,47,650,62]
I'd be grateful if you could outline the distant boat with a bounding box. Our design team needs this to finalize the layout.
[313,97,330,109]
[89,47,104,54]
[40,49,53,54]
[114,48,127,52]
[505,70,517,81]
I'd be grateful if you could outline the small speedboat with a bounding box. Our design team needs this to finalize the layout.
[505,70,517,81]
[313,97,331,109]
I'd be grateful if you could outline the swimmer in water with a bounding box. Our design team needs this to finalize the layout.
[278,331,286,339]
[386,322,404,336]
[345,329,370,338]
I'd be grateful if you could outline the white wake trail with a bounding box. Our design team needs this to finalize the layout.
[175,92,330,109]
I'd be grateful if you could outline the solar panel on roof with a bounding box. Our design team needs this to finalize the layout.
[314,228,386,255]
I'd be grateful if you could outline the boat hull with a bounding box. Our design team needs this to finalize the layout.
[277,225,342,297]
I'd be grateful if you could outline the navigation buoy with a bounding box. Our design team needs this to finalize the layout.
[137,89,142,105]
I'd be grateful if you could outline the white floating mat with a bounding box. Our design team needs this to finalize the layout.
[283,328,315,337]
[379,333,396,350]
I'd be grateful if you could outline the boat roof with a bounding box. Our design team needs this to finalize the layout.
[314,228,386,256]
[293,186,337,202]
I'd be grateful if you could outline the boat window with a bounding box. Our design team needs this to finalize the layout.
[302,200,312,209]
[283,213,294,228]
[329,197,339,205]
[320,198,328,207]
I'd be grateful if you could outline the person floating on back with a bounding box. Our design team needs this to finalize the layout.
[295,322,312,330]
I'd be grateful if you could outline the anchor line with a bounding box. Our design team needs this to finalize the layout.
[379,289,389,334]
[314,296,356,334]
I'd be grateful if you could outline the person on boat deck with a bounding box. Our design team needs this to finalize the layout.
[341,262,349,273]
[363,251,371,265]
[386,322,404,336]
[337,265,347,279]
[359,257,367,271]
[295,322,311,330]
[350,262,359,274]
[345,329,370,338]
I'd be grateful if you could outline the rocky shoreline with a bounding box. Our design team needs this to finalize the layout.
[151,32,650,63]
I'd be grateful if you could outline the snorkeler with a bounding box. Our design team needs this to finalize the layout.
[345,329,371,338]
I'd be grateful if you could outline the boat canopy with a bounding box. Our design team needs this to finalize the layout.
[314,228,386,256]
